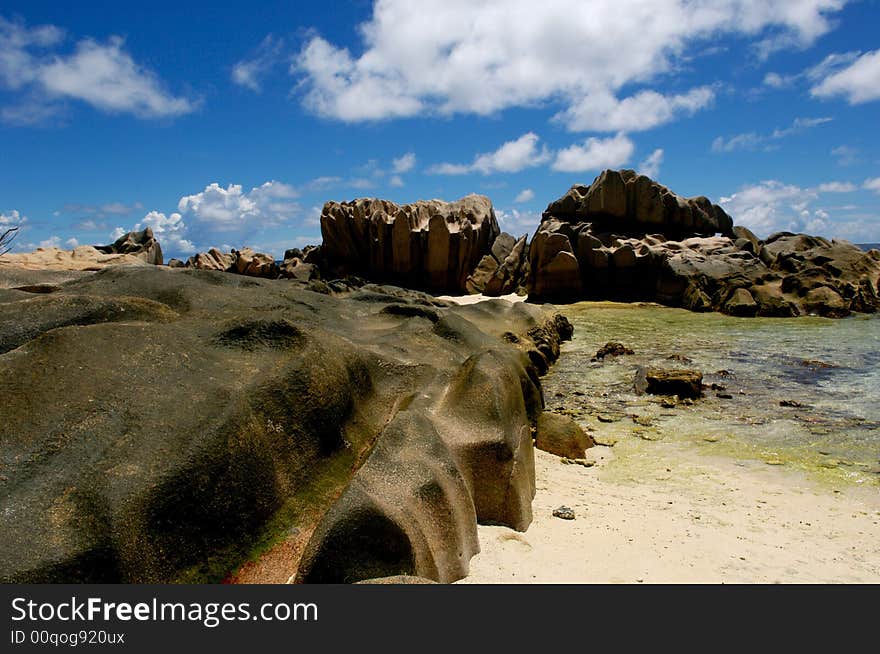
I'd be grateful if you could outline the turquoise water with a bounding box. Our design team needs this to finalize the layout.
[542,302,880,486]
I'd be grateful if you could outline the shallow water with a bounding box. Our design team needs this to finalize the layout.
[542,302,880,487]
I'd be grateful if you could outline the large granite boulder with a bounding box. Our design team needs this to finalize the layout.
[544,169,734,238]
[0,264,570,584]
[318,195,501,293]
[465,233,529,296]
[528,170,880,317]
[95,228,163,265]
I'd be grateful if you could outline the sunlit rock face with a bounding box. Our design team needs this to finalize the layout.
[318,194,502,293]
[528,169,880,317]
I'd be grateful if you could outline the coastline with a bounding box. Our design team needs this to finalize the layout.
[459,442,880,584]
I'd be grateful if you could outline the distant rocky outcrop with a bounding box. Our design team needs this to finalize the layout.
[528,170,880,317]
[0,264,571,583]
[317,195,508,293]
[95,227,163,265]
[182,247,321,282]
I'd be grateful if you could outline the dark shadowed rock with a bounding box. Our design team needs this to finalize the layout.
[594,341,634,360]
[635,366,703,398]
[527,170,880,318]
[318,195,501,293]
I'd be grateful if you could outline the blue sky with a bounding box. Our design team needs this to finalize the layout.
[1,0,879,259]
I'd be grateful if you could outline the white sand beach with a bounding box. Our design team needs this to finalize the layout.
[459,444,880,584]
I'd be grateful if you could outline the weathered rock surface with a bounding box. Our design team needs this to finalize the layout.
[534,412,596,459]
[95,228,163,265]
[317,195,503,293]
[528,170,880,317]
[635,366,703,399]
[0,245,153,272]
[0,264,570,584]
[594,341,634,360]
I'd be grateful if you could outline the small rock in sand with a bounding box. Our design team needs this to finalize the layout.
[553,506,576,520]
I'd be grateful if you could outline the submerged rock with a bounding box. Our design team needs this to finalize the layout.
[635,366,703,399]
[594,341,634,360]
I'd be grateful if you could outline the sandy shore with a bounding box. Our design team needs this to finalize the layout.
[459,443,880,583]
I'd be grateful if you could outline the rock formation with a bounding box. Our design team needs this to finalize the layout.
[0,264,570,583]
[95,227,163,265]
[529,170,880,317]
[317,194,506,293]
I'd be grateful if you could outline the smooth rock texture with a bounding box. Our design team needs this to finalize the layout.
[535,413,596,459]
[0,264,570,584]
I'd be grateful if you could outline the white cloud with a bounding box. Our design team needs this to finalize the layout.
[392,152,416,173]
[816,181,856,193]
[495,208,541,236]
[135,210,196,253]
[110,226,127,240]
[552,133,634,173]
[389,175,404,188]
[865,178,880,194]
[0,18,195,121]
[0,209,27,226]
[178,180,299,229]
[514,188,535,203]
[556,87,715,132]
[831,145,859,166]
[232,35,283,92]
[291,0,845,127]
[720,181,832,237]
[638,149,664,179]
[428,132,550,175]
[65,237,79,248]
[811,49,880,104]
[712,116,831,152]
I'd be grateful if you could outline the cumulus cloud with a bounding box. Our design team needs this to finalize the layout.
[718,180,853,237]
[811,49,880,104]
[552,133,634,173]
[428,133,550,175]
[865,178,880,194]
[556,87,715,132]
[232,35,284,92]
[638,149,664,179]
[178,180,299,229]
[712,116,832,153]
[392,152,416,173]
[134,210,196,253]
[0,16,195,121]
[291,0,845,128]
[514,188,535,203]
